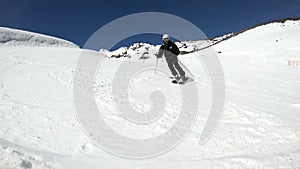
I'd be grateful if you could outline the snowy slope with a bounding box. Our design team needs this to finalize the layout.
[0,27,79,48]
[0,19,300,169]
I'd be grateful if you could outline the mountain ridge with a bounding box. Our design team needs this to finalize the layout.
[0,17,299,50]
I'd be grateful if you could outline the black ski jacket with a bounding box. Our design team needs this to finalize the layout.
[157,40,180,58]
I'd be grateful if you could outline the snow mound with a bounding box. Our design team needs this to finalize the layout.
[0,27,79,48]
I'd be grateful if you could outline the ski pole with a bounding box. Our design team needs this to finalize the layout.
[154,57,159,74]
[178,59,194,77]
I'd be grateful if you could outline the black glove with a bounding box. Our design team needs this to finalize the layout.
[154,53,162,58]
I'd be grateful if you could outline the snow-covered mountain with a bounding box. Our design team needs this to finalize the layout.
[0,19,299,169]
[102,17,300,59]
[99,40,216,58]
[0,27,79,48]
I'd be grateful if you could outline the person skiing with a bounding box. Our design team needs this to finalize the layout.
[157,34,185,83]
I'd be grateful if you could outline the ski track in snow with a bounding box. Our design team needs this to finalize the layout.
[0,20,300,168]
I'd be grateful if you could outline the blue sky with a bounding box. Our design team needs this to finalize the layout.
[1,0,299,50]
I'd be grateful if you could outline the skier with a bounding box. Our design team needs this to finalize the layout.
[157,34,186,83]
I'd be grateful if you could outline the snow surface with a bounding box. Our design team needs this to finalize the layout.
[0,27,79,48]
[0,20,300,168]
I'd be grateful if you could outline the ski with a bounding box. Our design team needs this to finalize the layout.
[171,77,190,84]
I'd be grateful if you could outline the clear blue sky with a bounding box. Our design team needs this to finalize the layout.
[1,0,299,50]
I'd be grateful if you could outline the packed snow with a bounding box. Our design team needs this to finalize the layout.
[0,19,299,169]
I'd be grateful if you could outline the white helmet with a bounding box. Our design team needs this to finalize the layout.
[162,34,170,40]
